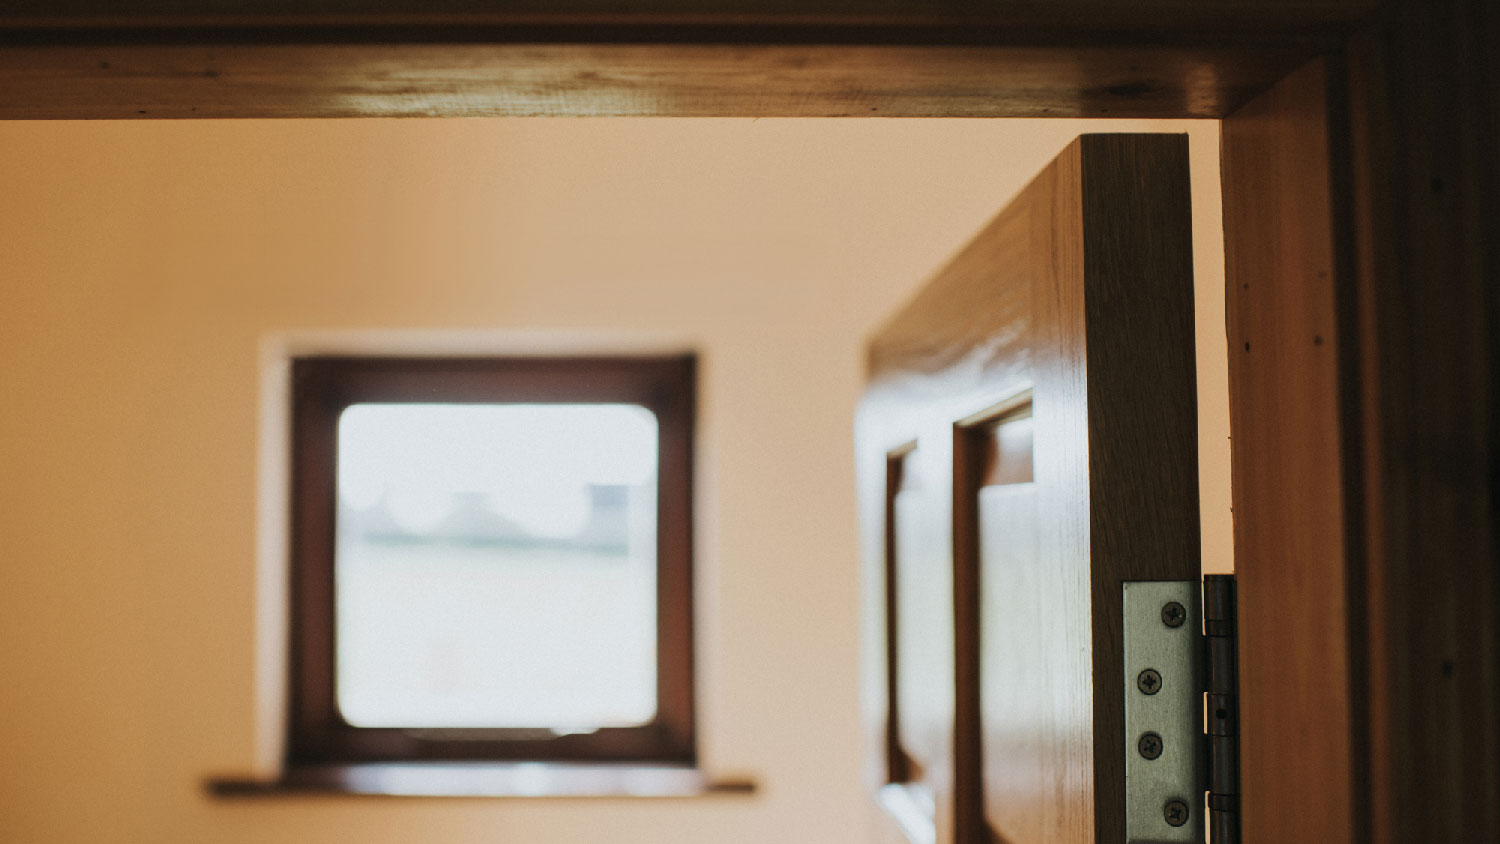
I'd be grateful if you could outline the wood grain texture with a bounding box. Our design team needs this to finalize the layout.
[1220,56,1355,844]
[1340,3,1500,841]
[1226,14,1500,839]
[1074,134,1201,844]
[0,40,1320,119]
[0,0,1377,31]
[860,134,1200,844]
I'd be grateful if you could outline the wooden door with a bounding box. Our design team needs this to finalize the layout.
[859,134,1201,844]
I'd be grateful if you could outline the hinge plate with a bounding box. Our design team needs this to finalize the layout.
[1122,580,1206,844]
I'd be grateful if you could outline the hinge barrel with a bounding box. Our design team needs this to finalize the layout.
[1203,574,1240,844]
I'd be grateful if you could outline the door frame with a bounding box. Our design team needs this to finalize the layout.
[3,3,1492,842]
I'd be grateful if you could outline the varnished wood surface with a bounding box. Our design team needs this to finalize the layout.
[1220,57,1355,844]
[978,409,1034,488]
[1224,11,1500,839]
[0,40,1316,119]
[1340,3,1500,841]
[890,450,952,818]
[859,134,1199,844]
[0,0,1376,31]
[0,0,1361,120]
[1072,134,1200,843]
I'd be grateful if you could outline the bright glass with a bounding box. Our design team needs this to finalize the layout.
[334,403,659,731]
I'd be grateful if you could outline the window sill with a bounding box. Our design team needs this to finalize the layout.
[208,763,756,799]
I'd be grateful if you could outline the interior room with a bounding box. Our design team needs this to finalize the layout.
[0,117,1232,843]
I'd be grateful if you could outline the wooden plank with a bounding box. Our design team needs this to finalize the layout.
[1226,6,1500,838]
[1073,134,1200,844]
[0,40,1316,119]
[861,134,1199,844]
[0,0,1364,120]
[1220,57,1357,844]
[1340,2,1500,841]
[0,0,1378,32]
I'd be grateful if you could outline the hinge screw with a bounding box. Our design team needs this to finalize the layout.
[1161,601,1187,628]
[1137,668,1163,695]
[1163,799,1190,827]
[1138,732,1163,760]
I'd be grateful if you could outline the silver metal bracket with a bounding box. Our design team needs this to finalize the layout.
[1123,580,1206,843]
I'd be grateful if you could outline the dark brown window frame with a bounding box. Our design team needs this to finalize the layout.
[287,354,696,767]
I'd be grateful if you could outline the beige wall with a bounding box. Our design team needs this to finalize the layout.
[0,118,1227,844]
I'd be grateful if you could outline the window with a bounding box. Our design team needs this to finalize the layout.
[287,355,695,767]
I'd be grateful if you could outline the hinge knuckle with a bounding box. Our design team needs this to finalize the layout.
[1202,575,1240,844]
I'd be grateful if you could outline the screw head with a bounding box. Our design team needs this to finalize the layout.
[1163,799,1190,827]
[1161,601,1187,628]
[1138,732,1164,760]
[1137,668,1163,695]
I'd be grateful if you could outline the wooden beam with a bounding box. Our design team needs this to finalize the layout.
[1225,2,1500,839]
[0,1,1377,33]
[0,40,1318,120]
[0,0,1363,120]
[1341,2,1500,841]
[1221,56,1357,844]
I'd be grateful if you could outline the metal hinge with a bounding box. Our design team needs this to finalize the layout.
[1122,575,1240,844]
[1202,575,1240,844]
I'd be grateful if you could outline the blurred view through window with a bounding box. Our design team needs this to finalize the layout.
[335,403,660,731]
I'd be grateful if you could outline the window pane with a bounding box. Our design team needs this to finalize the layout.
[334,403,659,730]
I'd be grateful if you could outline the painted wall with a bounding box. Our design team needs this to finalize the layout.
[0,117,1227,843]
